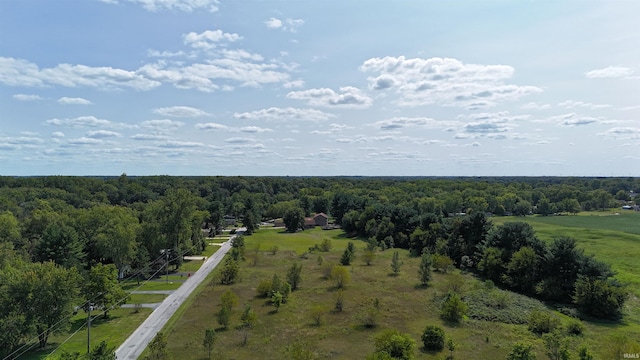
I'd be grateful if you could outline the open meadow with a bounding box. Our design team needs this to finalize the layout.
[163,225,640,360]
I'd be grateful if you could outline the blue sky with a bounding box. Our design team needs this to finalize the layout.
[1,0,639,176]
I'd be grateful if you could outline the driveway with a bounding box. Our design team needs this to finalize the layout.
[115,230,242,359]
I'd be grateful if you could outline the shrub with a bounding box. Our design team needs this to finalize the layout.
[270,246,279,255]
[440,291,468,323]
[333,289,345,312]
[421,325,445,351]
[528,308,560,335]
[433,254,454,273]
[507,341,536,360]
[310,305,325,326]
[256,279,272,298]
[373,329,416,360]
[565,319,585,336]
[330,265,351,289]
[320,238,332,252]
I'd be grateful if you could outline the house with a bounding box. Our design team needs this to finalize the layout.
[313,213,329,226]
[304,217,317,229]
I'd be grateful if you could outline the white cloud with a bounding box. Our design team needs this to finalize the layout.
[46,116,111,127]
[58,96,92,105]
[265,17,304,32]
[141,119,185,131]
[558,100,611,110]
[239,126,272,133]
[0,57,160,90]
[153,106,209,117]
[158,140,204,148]
[1,136,44,145]
[103,0,220,12]
[520,102,551,110]
[585,66,634,79]
[67,137,103,145]
[220,49,263,62]
[13,94,42,101]
[283,79,305,89]
[265,18,283,29]
[599,127,640,139]
[360,56,541,108]
[138,58,290,91]
[51,132,65,138]
[196,122,228,130]
[453,111,528,138]
[373,117,459,130]
[233,107,333,121]
[549,113,599,126]
[131,133,169,140]
[225,137,255,144]
[147,49,186,58]
[183,30,242,50]
[86,130,121,138]
[287,86,373,109]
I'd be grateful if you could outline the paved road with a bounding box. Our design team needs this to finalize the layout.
[115,230,242,359]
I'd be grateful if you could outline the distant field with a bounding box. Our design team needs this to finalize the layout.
[163,227,640,360]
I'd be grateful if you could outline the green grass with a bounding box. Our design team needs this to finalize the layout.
[121,279,183,292]
[128,293,167,304]
[21,307,152,360]
[162,227,640,359]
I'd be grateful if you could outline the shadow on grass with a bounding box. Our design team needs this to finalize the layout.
[414,283,430,290]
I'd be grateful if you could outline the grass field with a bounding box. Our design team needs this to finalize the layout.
[163,227,640,360]
[19,244,224,359]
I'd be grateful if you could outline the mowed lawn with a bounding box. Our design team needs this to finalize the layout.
[163,227,640,360]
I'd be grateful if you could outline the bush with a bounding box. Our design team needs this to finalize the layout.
[330,265,351,289]
[507,341,536,360]
[320,238,332,252]
[421,325,445,351]
[565,319,585,336]
[528,308,560,335]
[373,329,416,360]
[433,254,454,273]
[440,291,468,323]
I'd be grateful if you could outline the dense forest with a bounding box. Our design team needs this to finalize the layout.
[0,175,638,357]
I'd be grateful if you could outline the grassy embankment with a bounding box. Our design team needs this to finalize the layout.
[21,241,224,359]
[163,224,640,360]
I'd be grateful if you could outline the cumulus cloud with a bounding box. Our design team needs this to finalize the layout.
[521,102,551,110]
[558,100,611,110]
[153,106,209,117]
[131,133,169,140]
[233,107,333,121]
[86,130,121,138]
[13,94,42,101]
[101,0,220,12]
[67,137,103,145]
[158,140,204,148]
[360,56,541,108]
[0,57,160,90]
[599,127,640,139]
[585,66,634,79]
[196,122,228,130]
[58,96,92,105]
[373,117,459,131]
[1,136,44,145]
[141,119,185,131]
[239,126,272,133]
[453,111,528,138]
[46,116,111,127]
[138,58,291,91]
[265,17,304,32]
[183,30,242,50]
[549,113,599,126]
[287,86,373,109]
[51,132,65,138]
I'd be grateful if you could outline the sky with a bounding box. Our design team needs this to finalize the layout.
[1,0,639,176]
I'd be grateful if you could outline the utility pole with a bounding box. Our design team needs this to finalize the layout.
[87,304,91,355]
[166,249,169,283]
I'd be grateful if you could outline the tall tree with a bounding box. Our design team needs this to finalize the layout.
[203,328,216,360]
[418,251,433,285]
[83,263,128,318]
[283,207,305,233]
[34,221,85,269]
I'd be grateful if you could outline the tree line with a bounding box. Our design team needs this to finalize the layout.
[0,175,637,356]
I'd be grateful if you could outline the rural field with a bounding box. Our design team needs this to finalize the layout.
[162,216,640,360]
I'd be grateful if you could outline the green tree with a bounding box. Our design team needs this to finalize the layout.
[89,340,116,360]
[271,291,283,312]
[362,249,375,265]
[432,254,454,273]
[391,251,402,275]
[217,306,231,328]
[240,303,257,329]
[340,241,356,265]
[287,263,303,290]
[144,332,169,360]
[34,221,85,269]
[477,247,504,282]
[421,325,445,351]
[418,251,433,285]
[503,246,539,294]
[220,258,239,285]
[578,346,594,360]
[573,275,627,319]
[283,207,305,232]
[330,265,351,289]
[446,337,456,359]
[220,289,238,310]
[93,206,140,278]
[507,341,537,360]
[440,291,467,323]
[543,330,570,360]
[373,329,416,360]
[5,261,81,348]
[83,263,128,318]
[0,211,21,246]
[203,328,216,360]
